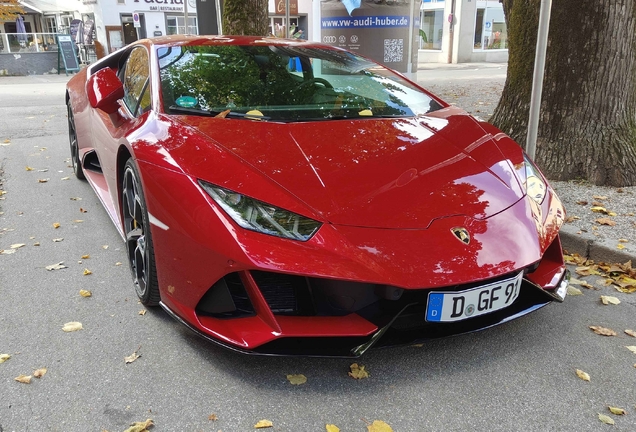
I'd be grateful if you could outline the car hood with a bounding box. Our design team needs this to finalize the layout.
[179,107,525,229]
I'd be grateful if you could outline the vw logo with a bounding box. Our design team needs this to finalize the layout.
[351,35,359,43]
[451,227,471,245]
[339,35,346,43]
[323,36,337,43]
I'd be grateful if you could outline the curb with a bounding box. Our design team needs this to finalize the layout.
[560,224,636,264]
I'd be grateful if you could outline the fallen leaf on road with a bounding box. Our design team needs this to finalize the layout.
[326,425,340,432]
[14,374,32,384]
[590,325,617,336]
[102,245,109,249]
[3,139,10,143]
[254,419,273,428]
[625,330,636,337]
[0,353,11,363]
[598,413,615,425]
[81,254,90,259]
[208,414,218,421]
[567,287,583,296]
[576,369,590,381]
[593,195,608,200]
[60,177,70,181]
[286,374,307,385]
[25,166,34,171]
[0,249,16,255]
[52,222,60,229]
[123,419,153,432]
[125,351,141,364]
[600,295,621,305]
[115,262,122,266]
[83,268,92,276]
[33,368,47,378]
[45,262,67,270]
[38,178,49,183]
[62,322,83,332]
[576,200,588,205]
[617,244,626,250]
[348,363,369,379]
[10,243,25,249]
[367,420,393,432]
[570,278,595,289]
[79,208,87,213]
[591,206,608,213]
[596,218,616,226]
[70,197,82,201]
[79,289,92,297]
[626,346,636,354]
[73,219,84,223]
[52,238,63,242]
[138,310,146,316]
[608,406,626,415]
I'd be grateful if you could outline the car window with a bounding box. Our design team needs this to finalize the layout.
[122,47,151,117]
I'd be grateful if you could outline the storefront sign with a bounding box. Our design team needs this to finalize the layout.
[275,0,298,15]
[320,0,418,73]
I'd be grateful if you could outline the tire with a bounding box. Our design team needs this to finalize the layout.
[121,158,160,306]
[67,103,86,180]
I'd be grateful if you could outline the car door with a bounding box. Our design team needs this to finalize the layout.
[89,45,153,226]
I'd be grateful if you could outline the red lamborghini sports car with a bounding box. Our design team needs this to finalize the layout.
[66,36,568,357]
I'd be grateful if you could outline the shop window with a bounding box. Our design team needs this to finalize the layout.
[474,5,507,50]
[419,9,443,50]
[166,16,198,35]
[269,17,299,38]
[45,16,57,34]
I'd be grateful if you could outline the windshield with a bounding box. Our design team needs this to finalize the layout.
[158,44,443,122]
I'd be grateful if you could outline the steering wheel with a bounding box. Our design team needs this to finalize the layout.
[296,77,334,90]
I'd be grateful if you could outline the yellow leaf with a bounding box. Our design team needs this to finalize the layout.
[33,368,47,378]
[600,295,620,305]
[626,346,636,354]
[591,206,608,213]
[138,309,146,316]
[367,420,393,432]
[348,363,369,379]
[598,414,615,425]
[10,243,25,249]
[608,211,617,217]
[326,425,340,432]
[0,353,11,363]
[617,244,626,250]
[125,351,141,364]
[3,139,10,143]
[608,406,626,415]
[62,321,83,332]
[123,419,154,432]
[83,268,92,276]
[589,325,617,336]
[15,374,32,384]
[567,286,583,296]
[73,219,84,223]
[208,414,218,421]
[81,254,90,259]
[286,374,307,385]
[625,329,636,338]
[576,369,590,382]
[254,419,273,428]
[52,222,60,229]
[79,289,92,298]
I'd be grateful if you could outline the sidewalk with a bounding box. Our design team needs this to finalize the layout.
[416,62,636,265]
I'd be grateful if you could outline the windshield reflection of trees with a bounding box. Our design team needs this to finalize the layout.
[158,45,438,120]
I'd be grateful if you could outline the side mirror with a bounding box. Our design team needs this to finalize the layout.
[86,67,124,114]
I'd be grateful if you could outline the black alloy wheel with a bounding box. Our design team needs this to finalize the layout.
[122,158,160,306]
[67,103,86,180]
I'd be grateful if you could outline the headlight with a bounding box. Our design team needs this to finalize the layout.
[199,181,322,241]
[515,154,546,205]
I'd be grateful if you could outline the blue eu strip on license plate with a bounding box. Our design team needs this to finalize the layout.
[425,272,523,322]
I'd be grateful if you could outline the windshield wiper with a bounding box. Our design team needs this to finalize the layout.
[168,106,270,120]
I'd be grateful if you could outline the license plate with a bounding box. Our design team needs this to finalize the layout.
[426,272,523,322]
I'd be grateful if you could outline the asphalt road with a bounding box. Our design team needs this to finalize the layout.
[1,72,635,432]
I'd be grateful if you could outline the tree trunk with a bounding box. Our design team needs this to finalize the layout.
[222,0,269,36]
[491,0,636,186]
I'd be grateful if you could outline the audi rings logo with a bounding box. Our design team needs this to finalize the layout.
[323,36,337,43]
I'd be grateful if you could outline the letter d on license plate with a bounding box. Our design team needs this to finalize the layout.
[426,272,523,322]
